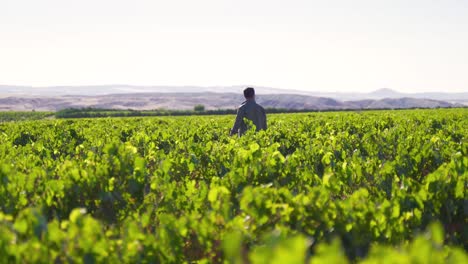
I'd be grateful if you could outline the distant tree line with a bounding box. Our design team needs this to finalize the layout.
[54,107,330,119]
[55,107,238,118]
[54,107,323,119]
[53,106,462,119]
[0,111,54,122]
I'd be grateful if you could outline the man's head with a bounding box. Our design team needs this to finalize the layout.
[243,87,255,99]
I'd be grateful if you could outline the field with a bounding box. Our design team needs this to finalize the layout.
[0,109,467,263]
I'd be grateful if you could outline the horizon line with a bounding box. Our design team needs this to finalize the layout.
[0,84,467,94]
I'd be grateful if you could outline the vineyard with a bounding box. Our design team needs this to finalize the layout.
[0,109,466,263]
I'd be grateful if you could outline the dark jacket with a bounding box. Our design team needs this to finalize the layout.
[230,99,267,136]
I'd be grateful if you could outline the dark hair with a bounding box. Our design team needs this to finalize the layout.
[243,87,255,98]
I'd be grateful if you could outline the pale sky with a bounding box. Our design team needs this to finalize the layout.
[1,0,467,93]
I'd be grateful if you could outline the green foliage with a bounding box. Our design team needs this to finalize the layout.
[54,107,237,118]
[0,111,53,122]
[194,104,206,112]
[0,109,466,262]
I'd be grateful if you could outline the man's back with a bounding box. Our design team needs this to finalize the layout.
[230,99,267,136]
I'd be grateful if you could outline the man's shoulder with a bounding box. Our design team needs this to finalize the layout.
[255,103,265,111]
[238,101,248,109]
[239,100,265,111]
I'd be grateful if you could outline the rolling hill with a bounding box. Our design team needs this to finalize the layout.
[0,92,461,111]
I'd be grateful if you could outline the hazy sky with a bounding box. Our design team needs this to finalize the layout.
[1,0,467,93]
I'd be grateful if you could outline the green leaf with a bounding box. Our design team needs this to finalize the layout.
[455,179,464,199]
[69,208,87,223]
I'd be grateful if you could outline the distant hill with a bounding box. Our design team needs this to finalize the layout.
[348,97,455,109]
[1,85,466,104]
[0,92,461,111]
[368,88,403,98]
[312,88,468,104]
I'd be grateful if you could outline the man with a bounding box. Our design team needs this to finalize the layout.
[230,87,267,136]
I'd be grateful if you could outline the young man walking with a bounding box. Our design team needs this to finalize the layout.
[230,87,267,136]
